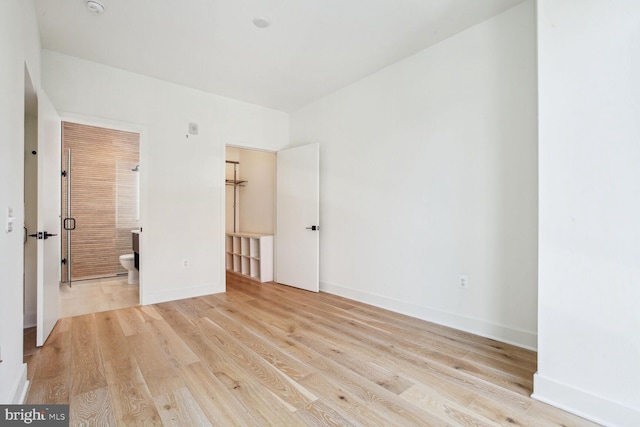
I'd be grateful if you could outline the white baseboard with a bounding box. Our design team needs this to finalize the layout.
[533,373,640,427]
[141,283,225,306]
[320,280,537,350]
[9,363,30,404]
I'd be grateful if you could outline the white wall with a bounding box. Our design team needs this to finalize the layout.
[237,149,276,235]
[42,51,289,305]
[290,1,538,348]
[225,147,276,235]
[0,0,40,404]
[534,1,640,425]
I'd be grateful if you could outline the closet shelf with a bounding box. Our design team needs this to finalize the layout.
[225,233,273,283]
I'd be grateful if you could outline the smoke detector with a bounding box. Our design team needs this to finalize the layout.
[86,0,105,14]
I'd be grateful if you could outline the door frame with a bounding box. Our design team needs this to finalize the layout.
[57,112,148,303]
[222,144,280,289]
[221,142,320,292]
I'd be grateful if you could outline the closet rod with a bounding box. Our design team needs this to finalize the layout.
[225,160,245,232]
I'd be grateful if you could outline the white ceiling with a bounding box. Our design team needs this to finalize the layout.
[34,0,525,112]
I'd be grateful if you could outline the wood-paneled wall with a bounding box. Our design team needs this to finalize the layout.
[62,122,140,282]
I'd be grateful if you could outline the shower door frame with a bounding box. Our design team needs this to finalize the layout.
[62,148,74,286]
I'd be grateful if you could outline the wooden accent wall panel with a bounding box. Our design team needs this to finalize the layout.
[62,122,139,281]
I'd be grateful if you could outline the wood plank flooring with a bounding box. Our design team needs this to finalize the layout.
[25,273,600,426]
[59,276,139,318]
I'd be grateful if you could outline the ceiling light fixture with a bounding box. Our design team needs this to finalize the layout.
[252,17,270,29]
[86,0,105,14]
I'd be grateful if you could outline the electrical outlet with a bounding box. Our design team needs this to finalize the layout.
[458,275,469,290]
[183,259,189,268]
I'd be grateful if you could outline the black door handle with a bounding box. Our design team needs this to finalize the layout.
[28,231,58,239]
[305,225,320,231]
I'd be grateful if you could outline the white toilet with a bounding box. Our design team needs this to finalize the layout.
[119,254,139,285]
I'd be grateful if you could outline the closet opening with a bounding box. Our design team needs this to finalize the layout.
[224,146,276,284]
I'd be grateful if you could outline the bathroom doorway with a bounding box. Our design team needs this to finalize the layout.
[59,122,141,317]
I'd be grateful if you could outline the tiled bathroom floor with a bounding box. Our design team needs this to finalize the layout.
[59,276,139,318]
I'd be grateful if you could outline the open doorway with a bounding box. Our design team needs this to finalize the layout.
[23,117,142,329]
[225,143,321,292]
[225,146,276,283]
[58,122,141,317]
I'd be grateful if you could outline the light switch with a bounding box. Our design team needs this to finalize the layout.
[6,207,16,233]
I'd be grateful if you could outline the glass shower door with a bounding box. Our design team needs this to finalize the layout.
[61,121,140,282]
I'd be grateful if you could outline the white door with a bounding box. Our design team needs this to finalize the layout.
[36,90,61,346]
[276,144,319,292]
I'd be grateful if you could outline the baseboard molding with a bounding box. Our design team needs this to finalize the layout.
[141,283,225,306]
[533,373,640,427]
[8,363,30,404]
[320,280,537,350]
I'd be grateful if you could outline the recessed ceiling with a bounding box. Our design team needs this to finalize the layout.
[34,0,525,112]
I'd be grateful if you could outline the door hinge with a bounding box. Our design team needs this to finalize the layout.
[61,170,67,177]
[61,258,67,265]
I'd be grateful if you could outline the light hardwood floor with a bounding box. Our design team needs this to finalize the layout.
[25,273,599,426]
[59,276,139,318]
